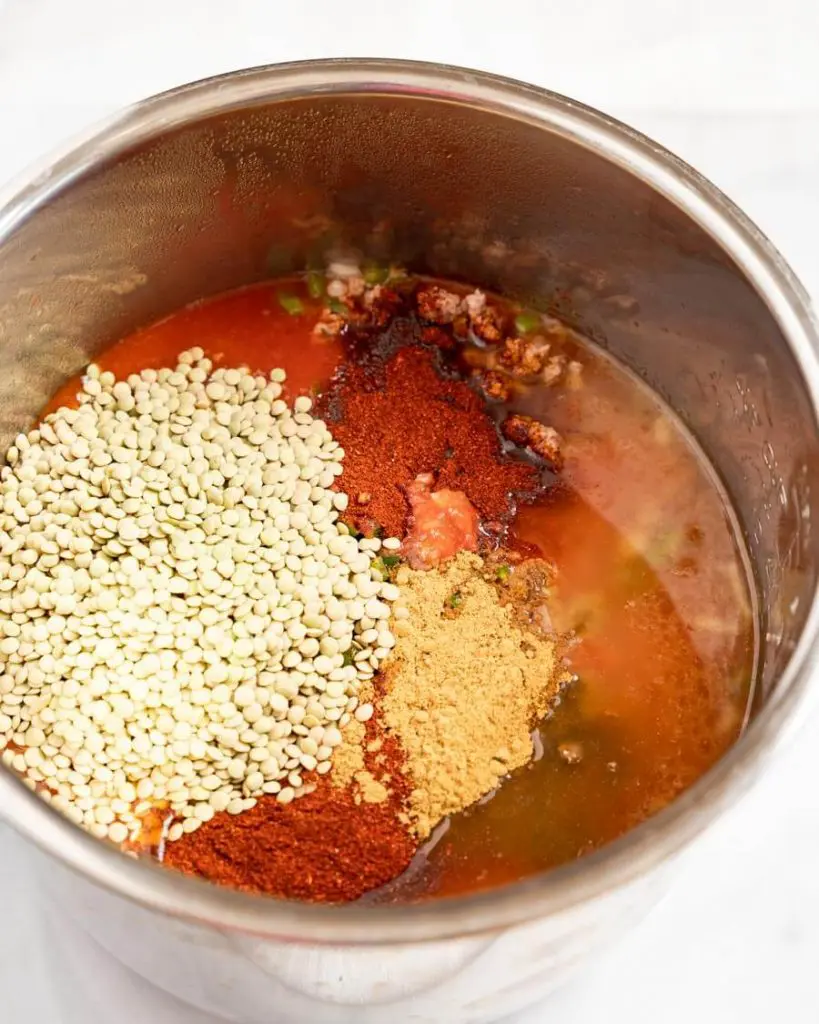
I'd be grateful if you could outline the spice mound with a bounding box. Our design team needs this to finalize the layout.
[164,744,413,902]
[321,345,541,539]
[382,553,563,838]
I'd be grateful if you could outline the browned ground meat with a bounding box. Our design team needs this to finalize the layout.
[313,310,346,337]
[542,355,566,386]
[502,414,563,470]
[472,369,512,401]
[498,336,550,377]
[416,285,464,324]
[470,306,505,343]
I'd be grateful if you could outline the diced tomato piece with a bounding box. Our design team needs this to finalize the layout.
[402,473,479,570]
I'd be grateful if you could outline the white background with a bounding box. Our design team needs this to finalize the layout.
[1,1,819,1021]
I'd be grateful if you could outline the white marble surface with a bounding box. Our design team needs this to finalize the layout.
[1,1,819,1021]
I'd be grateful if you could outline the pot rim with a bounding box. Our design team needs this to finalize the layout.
[1,57,818,944]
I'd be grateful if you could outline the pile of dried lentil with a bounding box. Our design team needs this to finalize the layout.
[0,349,399,843]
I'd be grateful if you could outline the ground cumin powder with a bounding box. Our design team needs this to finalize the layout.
[330,716,391,805]
[330,718,367,787]
[382,553,562,838]
[329,681,391,805]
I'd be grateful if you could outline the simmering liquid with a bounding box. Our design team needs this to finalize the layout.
[48,277,755,899]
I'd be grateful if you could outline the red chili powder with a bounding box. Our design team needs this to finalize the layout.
[164,784,415,902]
[323,346,539,538]
[165,727,414,902]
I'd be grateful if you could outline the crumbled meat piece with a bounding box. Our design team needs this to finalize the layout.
[402,473,479,570]
[470,306,504,344]
[498,336,550,377]
[473,369,511,401]
[416,285,464,324]
[355,287,403,328]
[542,355,566,386]
[323,287,402,332]
[464,289,487,320]
[313,310,346,338]
[502,414,563,470]
[321,266,402,330]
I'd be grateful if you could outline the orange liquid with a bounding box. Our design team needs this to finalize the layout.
[45,285,342,415]
[47,278,755,899]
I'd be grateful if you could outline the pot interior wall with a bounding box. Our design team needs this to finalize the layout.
[0,90,816,710]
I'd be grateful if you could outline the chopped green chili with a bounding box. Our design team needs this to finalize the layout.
[514,311,541,335]
[372,553,402,580]
[328,297,348,316]
[445,590,463,610]
[362,262,389,285]
[278,293,304,316]
[495,564,511,582]
[307,271,325,299]
[342,648,355,667]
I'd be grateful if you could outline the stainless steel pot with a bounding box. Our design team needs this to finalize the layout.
[0,60,817,1024]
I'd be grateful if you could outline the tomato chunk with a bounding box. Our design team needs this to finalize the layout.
[402,473,480,570]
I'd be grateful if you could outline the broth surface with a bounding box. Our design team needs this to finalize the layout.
[48,276,755,899]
